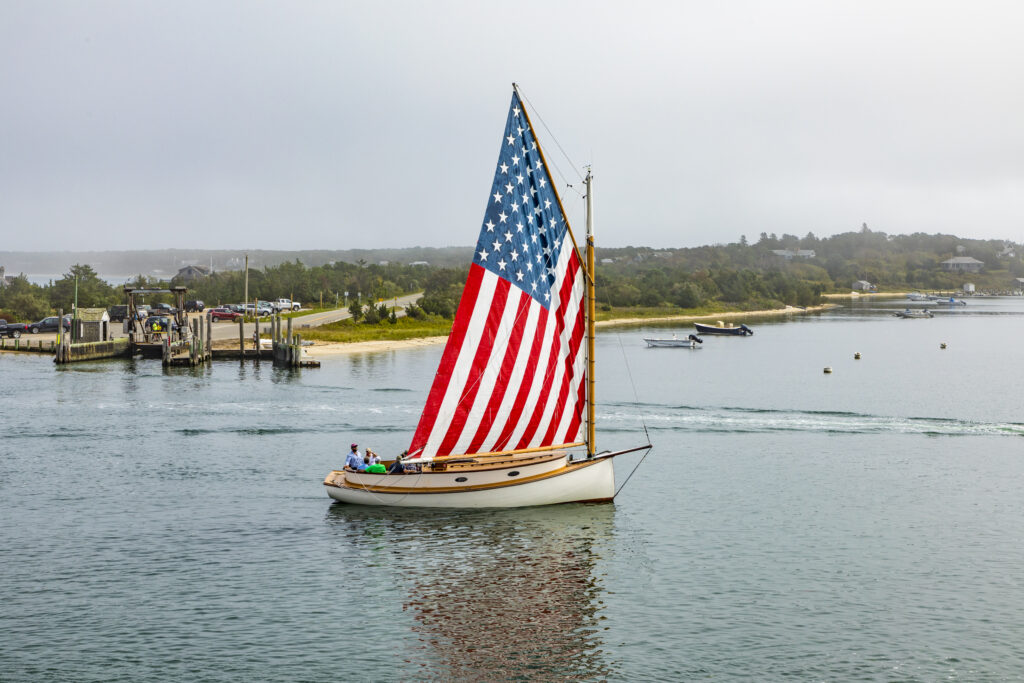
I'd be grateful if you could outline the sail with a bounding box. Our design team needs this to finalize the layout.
[408,92,586,459]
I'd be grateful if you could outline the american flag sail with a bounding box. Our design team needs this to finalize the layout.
[408,91,587,460]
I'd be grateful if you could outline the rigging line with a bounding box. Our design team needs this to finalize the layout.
[614,444,653,498]
[612,332,653,498]
[516,87,586,191]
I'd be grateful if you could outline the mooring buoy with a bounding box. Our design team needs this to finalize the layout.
[823,366,833,374]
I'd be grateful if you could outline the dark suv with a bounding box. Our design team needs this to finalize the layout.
[29,316,71,334]
[185,300,205,312]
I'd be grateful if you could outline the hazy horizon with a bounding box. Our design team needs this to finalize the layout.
[3,2,1023,252]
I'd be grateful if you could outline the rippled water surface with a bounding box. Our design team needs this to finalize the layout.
[2,297,1024,681]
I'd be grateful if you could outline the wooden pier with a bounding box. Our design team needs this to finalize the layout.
[40,294,319,369]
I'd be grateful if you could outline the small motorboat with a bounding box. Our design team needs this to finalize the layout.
[644,334,703,348]
[694,321,753,336]
[894,308,934,318]
[932,297,967,306]
[906,292,929,301]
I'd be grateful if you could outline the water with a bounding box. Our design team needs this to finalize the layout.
[2,297,1023,681]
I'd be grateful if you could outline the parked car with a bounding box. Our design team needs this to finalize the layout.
[244,302,273,317]
[136,305,151,318]
[185,300,205,313]
[151,303,176,315]
[28,316,71,334]
[210,307,242,322]
[0,319,28,338]
[274,298,302,311]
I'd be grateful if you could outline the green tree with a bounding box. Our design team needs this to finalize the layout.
[49,264,118,312]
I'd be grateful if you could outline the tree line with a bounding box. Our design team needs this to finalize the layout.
[2,228,1019,323]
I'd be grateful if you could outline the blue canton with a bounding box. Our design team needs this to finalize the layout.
[472,93,570,308]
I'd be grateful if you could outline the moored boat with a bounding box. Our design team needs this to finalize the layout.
[694,321,753,336]
[894,308,934,318]
[324,85,650,508]
[643,334,702,348]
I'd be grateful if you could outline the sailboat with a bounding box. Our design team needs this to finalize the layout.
[323,85,650,508]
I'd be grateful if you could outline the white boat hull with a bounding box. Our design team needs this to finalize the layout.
[324,456,615,508]
[644,338,700,348]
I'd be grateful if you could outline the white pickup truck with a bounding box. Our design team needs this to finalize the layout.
[274,298,301,311]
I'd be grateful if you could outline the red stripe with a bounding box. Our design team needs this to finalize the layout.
[408,264,486,456]
[492,305,548,452]
[465,290,532,454]
[513,257,582,449]
[563,376,587,444]
[436,277,510,455]
[541,301,586,444]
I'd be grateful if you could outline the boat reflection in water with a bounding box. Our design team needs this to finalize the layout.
[325,503,616,680]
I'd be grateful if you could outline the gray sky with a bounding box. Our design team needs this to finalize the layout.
[2,0,1022,251]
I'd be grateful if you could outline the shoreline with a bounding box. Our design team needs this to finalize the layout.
[303,303,838,358]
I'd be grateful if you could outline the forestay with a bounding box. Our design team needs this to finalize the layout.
[408,92,586,460]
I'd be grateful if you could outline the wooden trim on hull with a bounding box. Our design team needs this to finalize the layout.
[326,457,602,495]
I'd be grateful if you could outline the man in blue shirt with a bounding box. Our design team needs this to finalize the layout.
[344,443,362,472]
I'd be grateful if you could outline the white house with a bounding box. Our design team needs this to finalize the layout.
[941,257,984,273]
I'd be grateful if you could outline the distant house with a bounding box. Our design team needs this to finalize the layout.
[176,265,211,282]
[852,280,876,291]
[941,257,984,273]
[963,283,975,293]
[771,249,816,260]
[0,266,10,287]
[409,261,430,266]
[601,258,615,264]
[997,245,1016,259]
[1015,278,1024,291]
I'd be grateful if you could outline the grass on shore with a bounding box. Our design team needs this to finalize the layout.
[301,315,452,343]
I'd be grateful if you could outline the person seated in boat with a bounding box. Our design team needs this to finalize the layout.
[387,452,407,475]
[344,443,362,472]
[366,448,381,466]
[365,461,387,474]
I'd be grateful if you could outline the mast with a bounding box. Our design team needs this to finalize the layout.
[585,170,596,456]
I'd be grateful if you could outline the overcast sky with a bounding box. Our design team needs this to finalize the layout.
[2,1,1022,252]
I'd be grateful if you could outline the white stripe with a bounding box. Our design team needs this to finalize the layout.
[449,289,525,455]
[479,300,541,450]
[422,271,499,458]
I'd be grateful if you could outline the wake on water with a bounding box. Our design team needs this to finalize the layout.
[601,401,1024,438]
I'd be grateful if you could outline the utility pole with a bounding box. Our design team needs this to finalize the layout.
[243,254,249,318]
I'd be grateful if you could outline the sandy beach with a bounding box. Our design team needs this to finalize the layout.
[301,303,838,358]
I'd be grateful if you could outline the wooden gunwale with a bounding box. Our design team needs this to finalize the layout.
[325,457,603,495]
[422,442,583,461]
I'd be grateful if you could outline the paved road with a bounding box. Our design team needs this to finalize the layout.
[208,293,423,341]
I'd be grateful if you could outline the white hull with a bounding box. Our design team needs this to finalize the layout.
[644,338,700,348]
[324,456,615,508]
